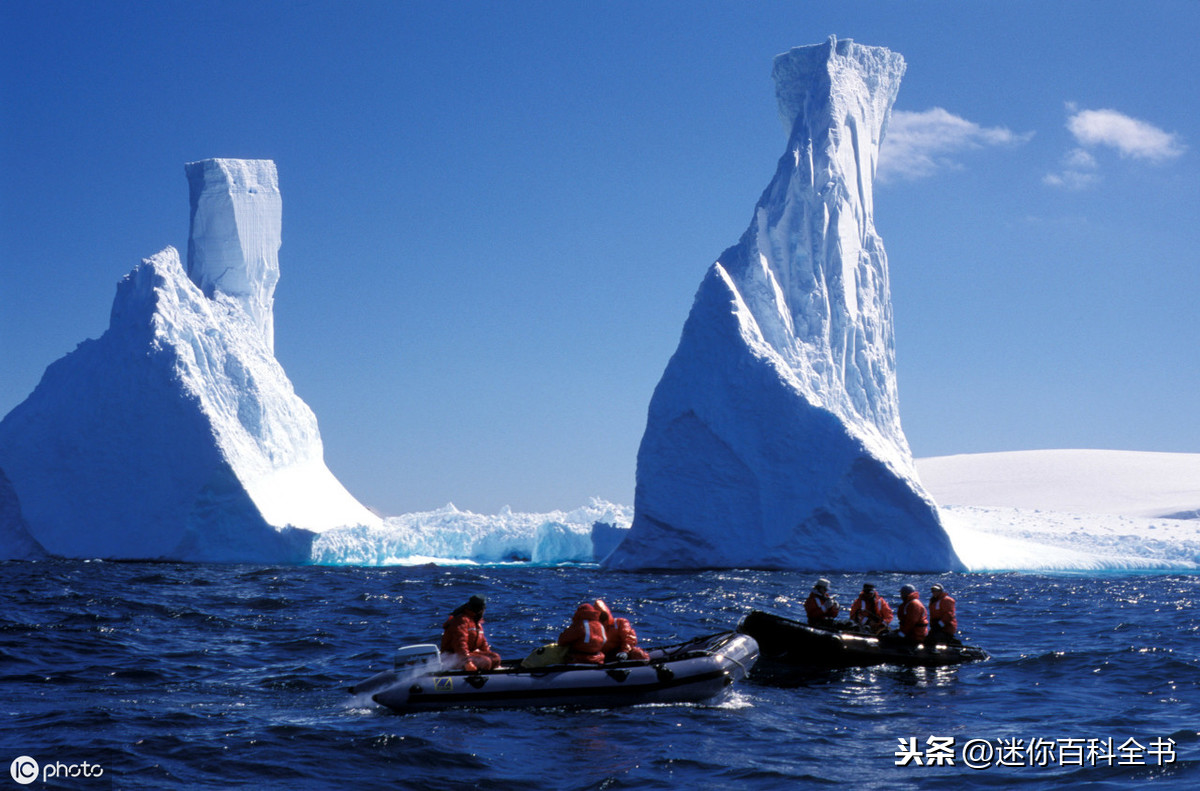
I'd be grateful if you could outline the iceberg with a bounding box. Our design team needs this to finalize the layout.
[604,38,962,572]
[0,159,379,562]
[311,499,631,566]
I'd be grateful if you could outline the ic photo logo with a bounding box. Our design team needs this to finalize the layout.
[9,755,106,786]
[9,756,38,786]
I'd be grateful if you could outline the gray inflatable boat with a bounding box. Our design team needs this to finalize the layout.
[350,631,759,713]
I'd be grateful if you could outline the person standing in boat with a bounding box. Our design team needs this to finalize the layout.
[804,578,840,628]
[593,599,650,662]
[896,584,930,645]
[927,583,958,644]
[849,583,893,634]
[557,602,607,664]
[440,595,502,672]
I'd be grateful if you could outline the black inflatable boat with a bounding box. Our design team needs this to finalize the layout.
[737,609,988,670]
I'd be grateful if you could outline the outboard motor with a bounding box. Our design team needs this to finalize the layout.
[394,644,441,673]
[349,644,441,699]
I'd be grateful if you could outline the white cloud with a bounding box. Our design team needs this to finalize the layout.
[878,107,1032,182]
[1046,105,1185,189]
[1066,107,1185,162]
[1043,170,1100,190]
[1063,147,1097,170]
[1043,147,1100,190]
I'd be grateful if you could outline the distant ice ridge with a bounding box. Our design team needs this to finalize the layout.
[301,493,1198,570]
[0,159,379,562]
[311,499,632,566]
[605,38,962,571]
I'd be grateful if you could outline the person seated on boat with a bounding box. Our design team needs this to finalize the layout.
[593,599,650,662]
[927,583,958,644]
[803,578,840,629]
[440,595,502,672]
[895,584,930,646]
[557,602,607,664]
[849,583,894,635]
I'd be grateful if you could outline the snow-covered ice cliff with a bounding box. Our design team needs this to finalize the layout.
[918,450,1200,572]
[918,450,1200,520]
[605,38,962,571]
[0,159,378,562]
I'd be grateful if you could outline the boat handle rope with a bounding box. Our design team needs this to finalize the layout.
[712,651,750,677]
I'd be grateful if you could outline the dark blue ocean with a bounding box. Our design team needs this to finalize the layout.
[1,562,1196,790]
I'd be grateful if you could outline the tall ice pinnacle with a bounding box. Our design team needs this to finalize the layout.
[604,37,962,571]
[186,158,281,352]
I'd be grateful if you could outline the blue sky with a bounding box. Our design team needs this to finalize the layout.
[2,2,1198,515]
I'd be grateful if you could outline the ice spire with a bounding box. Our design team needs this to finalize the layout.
[604,38,962,572]
[186,158,281,352]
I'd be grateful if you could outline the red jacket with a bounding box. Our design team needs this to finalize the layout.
[898,591,929,642]
[929,592,957,635]
[602,617,650,661]
[804,590,840,625]
[558,604,607,664]
[850,592,894,626]
[441,611,500,668]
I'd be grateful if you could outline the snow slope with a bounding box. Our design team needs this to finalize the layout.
[0,160,378,562]
[918,450,1200,571]
[605,38,960,572]
[918,450,1200,519]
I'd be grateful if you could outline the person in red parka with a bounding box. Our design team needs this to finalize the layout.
[896,584,929,645]
[803,578,840,628]
[557,602,607,664]
[592,599,650,662]
[849,583,894,634]
[928,583,958,643]
[440,595,502,672]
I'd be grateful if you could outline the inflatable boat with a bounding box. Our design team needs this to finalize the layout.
[350,631,759,713]
[737,610,989,670]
